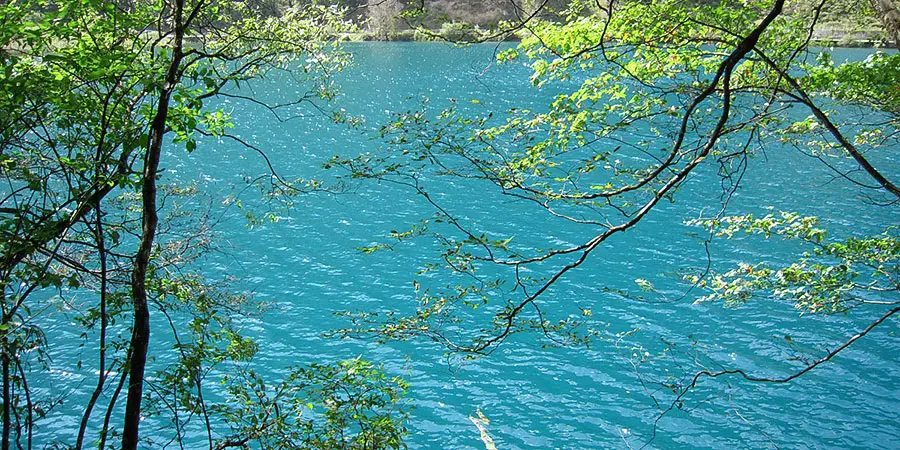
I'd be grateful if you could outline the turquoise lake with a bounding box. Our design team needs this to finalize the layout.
[44,43,899,448]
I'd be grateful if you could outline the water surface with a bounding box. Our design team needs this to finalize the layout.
[50,43,900,449]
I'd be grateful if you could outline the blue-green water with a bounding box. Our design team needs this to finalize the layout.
[48,43,900,448]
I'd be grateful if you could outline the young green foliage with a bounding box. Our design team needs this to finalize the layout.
[0,0,409,448]
[688,213,899,313]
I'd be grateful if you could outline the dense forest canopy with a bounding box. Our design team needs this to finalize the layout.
[0,0,898,448]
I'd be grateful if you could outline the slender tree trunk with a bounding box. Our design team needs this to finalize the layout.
[120,0,187,447]
[16,362,32,450]
[1,334,9,450]
[1,288,9,450]
[75,207,108,450]
[100,364,128,450]
[119,110,156,450]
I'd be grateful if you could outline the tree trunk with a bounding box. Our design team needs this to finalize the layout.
[1,336,9,450]
[120,0,187,447]
[75,207,108,450]
[1,288,9,450]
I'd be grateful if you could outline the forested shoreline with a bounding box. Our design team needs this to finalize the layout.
[258,0,894,45]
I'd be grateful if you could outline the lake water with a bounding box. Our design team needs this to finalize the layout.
[45,43,900,448]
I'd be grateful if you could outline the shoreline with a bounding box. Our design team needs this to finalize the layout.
[344,33,889,49]
[343,26,889,49]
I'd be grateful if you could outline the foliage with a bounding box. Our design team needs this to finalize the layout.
[804,51,900,114]
[0,0,408,448]
[216,359,408,450]
[687,213,899,313]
